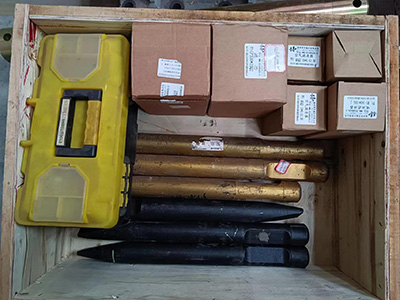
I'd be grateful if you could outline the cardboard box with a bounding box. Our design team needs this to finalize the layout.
[325,30,382,82]
[287,36,324,82]
[307,81,387,139]
[208,24,288,118]
[262,85,327,136]
[131,23,211,115]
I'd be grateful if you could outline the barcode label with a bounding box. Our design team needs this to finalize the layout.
[191,137,224,151]
[288,45,320,68]
[295,93,317,125]
[160,99,184,104]
[56,98,71,146]
[343,95,378,119]
[244,43,267,79]
[275,159,291,174]
[169,105,191,109]
[160,82,185,97]
[157,58,182,79]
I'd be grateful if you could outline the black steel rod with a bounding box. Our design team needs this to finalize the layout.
[129,197,303,223]
[77,242,309,268]
[78,222,309,246]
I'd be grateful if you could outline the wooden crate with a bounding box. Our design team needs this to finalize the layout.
[0,4,399,300]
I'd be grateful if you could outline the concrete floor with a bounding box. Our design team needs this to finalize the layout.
[0,16,14,240]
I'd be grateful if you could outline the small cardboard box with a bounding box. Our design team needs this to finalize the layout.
[131,23,211,115]
[307,81,387,139]
[325,30,382,82]
[262,85,327,136]
[208,24,288,118]
[287,36,324,82]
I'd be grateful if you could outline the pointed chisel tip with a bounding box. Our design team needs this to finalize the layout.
[77,244,114,262]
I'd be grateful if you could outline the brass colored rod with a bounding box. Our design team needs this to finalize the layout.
[134,154,328,182]
[131,176,301,202]
[136,133,324,161]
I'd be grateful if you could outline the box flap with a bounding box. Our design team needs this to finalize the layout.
[261,108,283,135]
[332,31,382,79]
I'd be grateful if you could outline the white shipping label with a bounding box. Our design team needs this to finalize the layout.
[266,44,286,72]
[295,93,317,125]
[160,82,185,97]
[244,43,267,79]
[169,105,191,109]
[275,159,291,175]
[340,130,365,134]
[56,98,71,146]
[191,137,224,151]
[160,99,184,104]
[343,96,378,119]
[288,45,320,68]
[157,58,182,79]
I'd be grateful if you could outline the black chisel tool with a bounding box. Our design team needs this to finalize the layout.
[77,242,309,268]
[78,222,309,246]
[128,198,303,223]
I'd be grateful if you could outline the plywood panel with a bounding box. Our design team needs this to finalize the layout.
[15,257,378,300]
[336,134,386,299]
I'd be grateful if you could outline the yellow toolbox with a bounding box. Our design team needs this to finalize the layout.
[15,34,130,228]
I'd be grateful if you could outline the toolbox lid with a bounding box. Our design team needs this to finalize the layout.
[32,166,86,223]
[53,34,101,81]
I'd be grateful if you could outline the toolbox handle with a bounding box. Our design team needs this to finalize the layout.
[55,89,102,157]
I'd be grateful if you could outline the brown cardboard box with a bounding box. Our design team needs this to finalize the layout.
[325,30,382,82]
[208,24,288,118]
[262,85,327,136]
[307,81,387,139]
[287,37,324,82]
[131,23,211,115]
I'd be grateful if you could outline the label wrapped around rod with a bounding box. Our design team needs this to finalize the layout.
[191,137,224,151]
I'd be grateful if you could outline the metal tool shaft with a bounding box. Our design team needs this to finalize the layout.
[77,242,309,268]
[134,154,328,182]
[130,197,303,223]
[131,176,301,202]
[78,222,309,246]
[137,133,324,160]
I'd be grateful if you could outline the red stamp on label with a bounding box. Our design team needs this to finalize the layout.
[275,159,291,175]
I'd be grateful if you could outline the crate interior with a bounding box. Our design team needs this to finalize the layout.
[8,6,389,300]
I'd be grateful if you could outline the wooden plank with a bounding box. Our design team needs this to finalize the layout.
[313,167,335,267]
[0,4,54,299]
[209,0,346,12]
[336,134,386,299]
[263,1,358,13]
[386,15,400,300]
[0,5,29,300]
[14,257,378,300]
[28,5,385,26]
[28,19,385,37]
[28,6,385,37]
[138,110,296,140]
